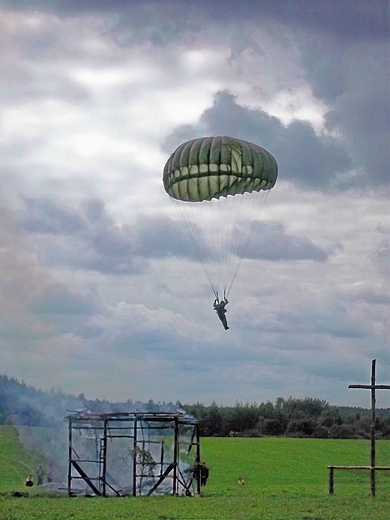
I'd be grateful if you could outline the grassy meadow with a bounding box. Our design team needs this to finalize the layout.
[1,425,390,519]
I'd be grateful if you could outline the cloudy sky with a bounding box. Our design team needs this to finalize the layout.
[1,0,389,408]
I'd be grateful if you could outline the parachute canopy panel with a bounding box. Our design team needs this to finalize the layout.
[163,136,278,202]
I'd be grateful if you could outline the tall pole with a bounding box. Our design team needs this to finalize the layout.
[370,359,376,497]
[133,419,138,496]
[101,419,108,497]
[195,423,201,496]
[173,417,179,495]
[349,359,390,497]
[67,417,72,496]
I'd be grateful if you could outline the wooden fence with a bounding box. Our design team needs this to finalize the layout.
[327,465,390,495]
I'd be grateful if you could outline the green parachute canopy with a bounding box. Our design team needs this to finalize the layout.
[163,136,277,202]
[163,136,278,298]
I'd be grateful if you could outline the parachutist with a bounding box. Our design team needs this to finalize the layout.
[213,297,229,330]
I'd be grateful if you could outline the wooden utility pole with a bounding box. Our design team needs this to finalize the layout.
[349,359,390,497]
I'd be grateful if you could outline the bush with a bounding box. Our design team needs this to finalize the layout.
[312,425,329,438]
[286,419,316,438]
[328,424,358,439]
[261,418,286,436]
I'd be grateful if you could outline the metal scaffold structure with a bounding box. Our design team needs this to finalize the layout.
[66,411,201,497]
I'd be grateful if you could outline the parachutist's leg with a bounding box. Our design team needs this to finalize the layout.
[217,311,229,330]
[221,315,229,330]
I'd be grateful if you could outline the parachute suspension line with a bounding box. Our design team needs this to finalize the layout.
[218,194,236,298]
[163,136,278,300]
[213,191,250,299]
[192,198,222,298]
[212,197,228,297]
[175,201,214,291]
[183,190,270,300]
[172,198,219,298]
[181,208,217,297]
[171,189,270,300]
[193,196,230,299]
[225,191,270,298]
[207,200,226,299]
[227,191,269,294]
[200,194,234,299]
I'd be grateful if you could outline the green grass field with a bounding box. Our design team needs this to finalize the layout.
[1,426,390,519]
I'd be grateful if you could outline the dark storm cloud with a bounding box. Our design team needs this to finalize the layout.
[28,283,102,315]
[243,222,328,262]
[22,197,139,274]
[21,197,198,273]
[373,225,390,277]
[196,0,389,40]
[297,27,389,186]
[298,36,348,103]
[263,308,367,339]
[23,197,86,234]
[137,215,329,265]
[325,81,390,187]
[164,90,354,190]
[0,197,107,342]
[309,360,367,383]
[135,215,201,261]
[2,0,388,41]
[297,26,389,100]
[22,196,328,274]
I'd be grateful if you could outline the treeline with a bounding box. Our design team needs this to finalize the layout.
[183,398,390,439]
[2,375,390,439]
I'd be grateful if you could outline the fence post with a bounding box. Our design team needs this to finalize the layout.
[328,466,334,494]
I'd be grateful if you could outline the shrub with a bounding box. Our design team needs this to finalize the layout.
[286,419,316,437]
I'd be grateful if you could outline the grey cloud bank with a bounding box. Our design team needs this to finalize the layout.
[165,90,356,190]
[3,0,388,40]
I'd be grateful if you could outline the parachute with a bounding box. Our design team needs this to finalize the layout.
[163,136,278,299]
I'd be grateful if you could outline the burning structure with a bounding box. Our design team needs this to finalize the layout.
[67,410,201,497]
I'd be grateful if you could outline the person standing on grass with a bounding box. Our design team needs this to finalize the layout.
[200,461,210,486]
[36,465,44,486]
[46,464,54,483]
